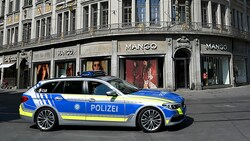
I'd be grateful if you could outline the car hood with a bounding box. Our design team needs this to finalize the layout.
[131,89,184,103]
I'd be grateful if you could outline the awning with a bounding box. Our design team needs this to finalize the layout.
[0,63,16,68]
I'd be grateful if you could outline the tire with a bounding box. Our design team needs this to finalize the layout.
[138,107,164,132]
[35,107,58,131]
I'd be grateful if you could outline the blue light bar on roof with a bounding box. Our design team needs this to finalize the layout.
[81,71,106,77]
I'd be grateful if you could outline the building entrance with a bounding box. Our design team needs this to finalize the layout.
[174,49,191,89]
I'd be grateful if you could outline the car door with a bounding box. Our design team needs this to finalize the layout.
[85,80,126,122]
[51,80,86,121]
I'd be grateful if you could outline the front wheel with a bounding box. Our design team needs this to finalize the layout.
[138,107,164,132]
[35,108,58,131]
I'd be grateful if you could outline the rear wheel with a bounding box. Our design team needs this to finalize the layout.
[35,108,58,131]
[138,107,164,132]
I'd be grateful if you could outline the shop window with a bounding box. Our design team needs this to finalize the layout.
[35,63,50,83]
[202,56,230,86]
[56,62,75,77]
[234,59,247,83]
[123,58,163,88]
[82,59,111,75]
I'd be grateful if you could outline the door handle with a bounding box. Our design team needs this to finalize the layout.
[88,98,96,102]
[55,96,63,101]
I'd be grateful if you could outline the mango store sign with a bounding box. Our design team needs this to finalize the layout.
[125,43,157,51]
[205,44,228,51]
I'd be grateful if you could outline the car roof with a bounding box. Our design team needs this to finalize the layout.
[39,75,118,83]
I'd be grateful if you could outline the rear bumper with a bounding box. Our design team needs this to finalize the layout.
[19,105,33,123]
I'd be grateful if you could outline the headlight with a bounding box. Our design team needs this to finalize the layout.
[162,103,182,110]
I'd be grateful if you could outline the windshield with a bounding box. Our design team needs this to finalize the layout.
[108,78,140,94]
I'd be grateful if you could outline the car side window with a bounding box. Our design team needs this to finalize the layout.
[36,82,58,93]
[64,81,84,94]
[52,81,64,93]
[87,81,111,95]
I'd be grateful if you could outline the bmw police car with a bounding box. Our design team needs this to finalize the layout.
[19,71,186,132]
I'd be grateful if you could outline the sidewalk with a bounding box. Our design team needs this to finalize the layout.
[0,85,250,100]
[176,85,250,100]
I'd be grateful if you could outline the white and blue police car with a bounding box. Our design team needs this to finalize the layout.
[19,71,186,132]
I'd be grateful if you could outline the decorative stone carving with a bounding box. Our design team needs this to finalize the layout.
[175,36,191,50]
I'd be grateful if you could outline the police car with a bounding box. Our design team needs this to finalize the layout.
[19,71,186,132]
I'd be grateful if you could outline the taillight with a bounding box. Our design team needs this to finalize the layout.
[21,96,29,103]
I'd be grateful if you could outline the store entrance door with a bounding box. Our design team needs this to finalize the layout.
[175,58,189,88]
[174,48,191,89]
[19,59,29,89]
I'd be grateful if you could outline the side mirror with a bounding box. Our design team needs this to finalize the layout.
[106,90,118,96]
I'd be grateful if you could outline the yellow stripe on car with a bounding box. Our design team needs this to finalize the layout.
[19,106,33,117]
[177,108,183,115]
[61,115,127,122]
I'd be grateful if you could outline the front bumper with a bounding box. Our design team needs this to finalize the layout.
[164,105,186,126]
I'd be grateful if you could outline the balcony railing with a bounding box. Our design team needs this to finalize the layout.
[1,22,250,51]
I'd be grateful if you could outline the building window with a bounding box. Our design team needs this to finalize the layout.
[14,27,18,45]
[236,11,239,29]
[9,1,13,14]
[83,6,89,31]
[123,0,132,26]
[1,1,5,17]
[136,0,146,25]
[36,20,40,39]
[232,9,235,27]
[23,23,32,43]
[91,4,98,29]
[150,0,160,25]
[101,2,108,28]
[240,12,243,31]
[24,0,32,7]
[70,10,76,33]
[47,17,51,37]
[212,2,218,27]
[57,13,62,36]
[172,0,190,24]
[55,62,75,77]
[41,18,45,39]
[64,12,69,35]
[201,1,208,26]
[247,16,250,32]
[0,31,3,47]
[202,56,230,86]
[15,0,20,11]
[221,4,225,29]
[7,29,10,45]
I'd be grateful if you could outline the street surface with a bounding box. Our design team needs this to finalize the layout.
[0,86,250,141]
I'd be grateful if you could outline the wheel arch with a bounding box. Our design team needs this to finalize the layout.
[33,106,59,123]
[135,105,165,127]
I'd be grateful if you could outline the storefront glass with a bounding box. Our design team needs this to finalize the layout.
[55,62,75,77]
[202,56,230,86]
[3,64,17,87]
[82,59,110,75]
[124,58,163,88]
[34,63,50,83]
[234,58,247,83]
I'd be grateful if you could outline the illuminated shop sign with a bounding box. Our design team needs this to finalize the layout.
[205,44,227,51]
[125,43,157,51]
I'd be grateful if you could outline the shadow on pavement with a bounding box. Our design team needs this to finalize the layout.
[29,116,194,133]
[0,91,23,123]
[163,116,194,132]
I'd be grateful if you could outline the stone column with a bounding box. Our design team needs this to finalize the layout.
[146,0,150,26]
[16,53,20,89]
[165,38,174,91]
[50,48,55,78]
[75,44,80,74]
[132,0,136,26]
[111,40,118,77]
[193,38,202,90]
[207,1,212,25]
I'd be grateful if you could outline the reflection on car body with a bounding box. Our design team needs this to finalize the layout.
[19,71,186,132]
